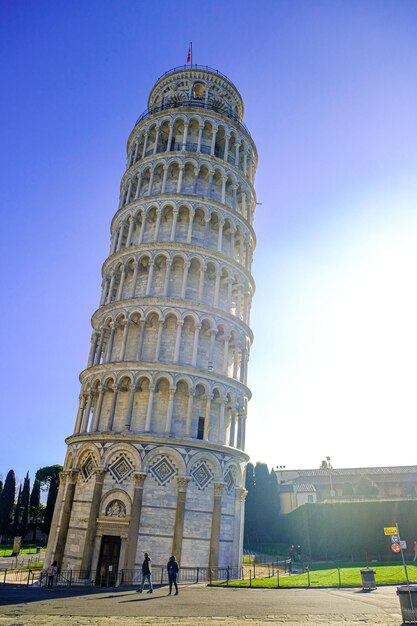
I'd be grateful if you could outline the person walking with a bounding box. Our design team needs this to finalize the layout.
[167,555,179,595]
[137,552,153,593]
[413,541,417,561]
[46,561,58,589]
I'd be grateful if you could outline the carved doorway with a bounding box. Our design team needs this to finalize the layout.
[96,535,121,586]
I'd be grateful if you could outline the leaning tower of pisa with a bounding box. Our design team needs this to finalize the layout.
[45,65,258,578]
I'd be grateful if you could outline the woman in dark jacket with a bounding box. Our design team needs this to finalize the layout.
[167,555,179,595]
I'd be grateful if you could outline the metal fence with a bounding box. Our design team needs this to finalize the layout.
[0,564,247,588]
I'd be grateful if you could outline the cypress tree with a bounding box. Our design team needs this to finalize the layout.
[43,474,58,535]
[244,462,256,544]
[18,472,30,538]
[13,485,22,534]
[253,462,274,539]
[0,470,16,539]
[0,480,3,497]
[29,479,41,510]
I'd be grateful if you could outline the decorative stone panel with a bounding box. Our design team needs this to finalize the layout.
[149,455,177,486]
[224,466,236,495]
[190,460,214,491]
[80,455,96,482]
[109,454,134,483]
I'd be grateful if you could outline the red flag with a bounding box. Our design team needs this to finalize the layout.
[186,47,191,63]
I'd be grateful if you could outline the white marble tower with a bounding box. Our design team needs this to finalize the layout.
[45,65,258,577]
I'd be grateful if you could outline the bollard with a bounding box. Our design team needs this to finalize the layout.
[160,567,163,585]
[338,568,341,588]
[196,567,199,583]
[307,567,310,588]
[227,566,230,586]
[250,570,252,588]
[276,569,279,588]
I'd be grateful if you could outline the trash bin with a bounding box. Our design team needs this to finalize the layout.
[397,585,417,623]
[36,547,41,554]
[360,568,376,590]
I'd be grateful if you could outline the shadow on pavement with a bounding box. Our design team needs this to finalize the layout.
[0,584,158,607]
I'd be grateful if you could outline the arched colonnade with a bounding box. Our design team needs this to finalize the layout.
[119,156,254,223]
[74,372,248,451]
[88,307,250,383]
[127,116,256,183]
[109,203,254,271]
[100,250,253,323]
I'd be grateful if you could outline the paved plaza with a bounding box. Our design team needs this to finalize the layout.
[0,583,407,625]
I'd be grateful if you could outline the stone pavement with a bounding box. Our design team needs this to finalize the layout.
[0,583,407,625]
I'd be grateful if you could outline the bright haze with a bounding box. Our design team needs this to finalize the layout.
[1,1,417,483]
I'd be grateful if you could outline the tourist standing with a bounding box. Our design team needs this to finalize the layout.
[413,541,417,561]
[167,555,179,595]
[137,552,153,593]
[46,560,58,589]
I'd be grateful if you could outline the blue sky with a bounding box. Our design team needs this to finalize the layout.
[1,0,417,484]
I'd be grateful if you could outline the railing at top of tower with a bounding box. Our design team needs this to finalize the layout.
[136,65,252,138]
[155,64,239,90]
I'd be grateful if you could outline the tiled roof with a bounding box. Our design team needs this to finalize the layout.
[279,465,417,477]
[293,483,316,493]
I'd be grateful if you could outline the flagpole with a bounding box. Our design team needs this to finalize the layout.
[191,42,193,67]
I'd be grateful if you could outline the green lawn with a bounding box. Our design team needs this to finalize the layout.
[214,564,417,588]
[0,545,46,557]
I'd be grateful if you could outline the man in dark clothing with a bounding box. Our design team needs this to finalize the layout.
[167,555,179,595]
[136,552,153,593]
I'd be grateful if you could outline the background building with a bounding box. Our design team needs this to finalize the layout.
[277,465,417,514]
[45,65,258,578]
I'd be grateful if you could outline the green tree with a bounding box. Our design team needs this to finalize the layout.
[13,484,22,534]
[0,480,3,497]
[18,472,30,538]
[244,462,256,544]
[35,465,63,537]
[42,473,59,535]
[355,475,379,498]
[0,470,16,540]
[29,478,42,541]
[29,479,41,510]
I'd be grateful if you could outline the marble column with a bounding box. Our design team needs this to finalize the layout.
[79,467,107,575]
[53,469,79,568]
[232,488,247,568]
[209,482,225,570]
[172,476,191,563]
[124,472,147,571]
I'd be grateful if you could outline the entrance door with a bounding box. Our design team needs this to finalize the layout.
[96,535,121,586]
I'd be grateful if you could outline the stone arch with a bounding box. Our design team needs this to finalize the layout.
[100,489,132,518]
[151,375,172,432]
[191,207,206,244]
[103,443,141,478]
[131,374,152,432]
[159,203,175,241]
[159,311,178,363]
[223,459,243,490]
[188,451,222,482]
[64,448,74,470]
[172,377,190,438]
[100,376,116,430]
[143,446,186,477]
[178,313,196,365]
[141,310,162,362]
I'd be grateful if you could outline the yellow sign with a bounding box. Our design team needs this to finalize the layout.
[384,526,398,535]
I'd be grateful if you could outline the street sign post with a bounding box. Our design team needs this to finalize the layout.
[384,522,416,625]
